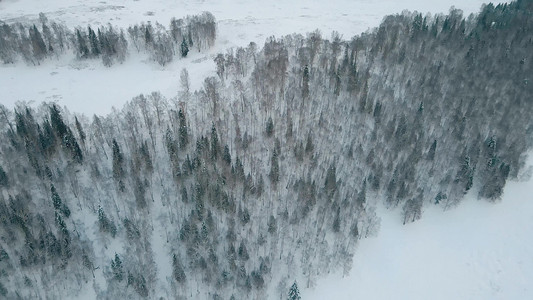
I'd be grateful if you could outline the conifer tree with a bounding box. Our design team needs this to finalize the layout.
[111,253,123,281]
[112,139,125,190]
[266,116,274,137]
[325,163,337,197]
[172,254,186,282]
[223,145,232,165]
[178,108,189,148]
[288,281,301,300]
[75,29,89,58]
[269,149,280,184]
[74,116,86,144]
[29,24,47,61]
[180,37,189,57]
[302,64,310,99]
[0,165,8,187]
[88,26,100,57]
[211,124,219,161]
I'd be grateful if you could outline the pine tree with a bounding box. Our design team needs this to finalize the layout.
[112,139,125,190]
[172,254,186,282]
[0,165,8,187]
[88,26,100,56]
[332,206,341,232]
[49,104,68,138]
[302,64,310,99]
[64,128,84,164]
[111,253,123,281]
[324,163,337,197]
[144,26,153,46]
[269,149,280,184]
[29,24,47,61]
[288,281,301,300]
[223,145,232,165]
[98,206,117,237]
[267,215,277,234]
[266,116,274,137]
[210,124,219,161]
[238,240,249,261]
[178,108,188,148]
[180,37,189,57]
[51,184,62,210]
[74,116,86,143]
[112,139,124,180]
[75,29,89,58]
[305,132,314,154]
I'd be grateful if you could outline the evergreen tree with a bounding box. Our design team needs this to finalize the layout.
[88,26,100,57]
[238,240,249,261]
[49,104,68,138]
[49,105,83,163]
[302,64,310,99]
[29,24,47,61]
[75,29,89,58]
[269,149,280,184]
[172,254,186,283]
[111,253,123,281]
[98,206,117,237]
[288,281,301,300]
[427,139,437,161]
[112,139,124,180]
[210,124,219,161]
[64,128,84,164]
[267,215,277,235]
[266,116,274,137]
[144,26,153,46]
[180,37,189,57]
[178,108,189,148]
[51,184,62,210]
[324,163,337,197]
[74,116,86,143]
[112,139,125,191]
[332,206,341,232]
[305,132,314,154]
[223,145,232,165]
[0,165,8,187]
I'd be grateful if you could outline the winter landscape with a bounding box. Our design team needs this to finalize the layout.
[0,0,532,299]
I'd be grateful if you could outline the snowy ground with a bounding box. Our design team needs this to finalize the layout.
[0,0,505,116]
[302,155,533,300]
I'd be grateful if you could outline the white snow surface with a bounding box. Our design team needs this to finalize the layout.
[0,0,506,116]
[302,154,533,300]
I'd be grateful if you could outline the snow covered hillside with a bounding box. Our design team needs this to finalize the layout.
[0,0,505,116]
[304,154,533,300]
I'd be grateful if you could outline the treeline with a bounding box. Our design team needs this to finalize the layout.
[0,1,532,299]
[0,11,216,66]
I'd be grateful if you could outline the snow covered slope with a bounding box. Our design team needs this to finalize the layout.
[0,0,505,116]
[303,155,533,300]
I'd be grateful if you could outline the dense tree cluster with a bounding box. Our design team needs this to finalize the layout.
[128,12,216,66]
[0,1,532,299]
[0,12,216,66]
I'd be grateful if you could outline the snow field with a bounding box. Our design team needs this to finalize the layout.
[302,154,533,300]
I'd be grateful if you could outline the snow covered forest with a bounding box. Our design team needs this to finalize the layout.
[0,0,532,299]
[0,12,216,66]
